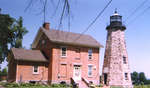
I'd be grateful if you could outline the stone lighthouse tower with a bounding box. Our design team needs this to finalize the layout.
[102,10,132,88]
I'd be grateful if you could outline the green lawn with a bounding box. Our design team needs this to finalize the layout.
[1,82,150,88]
[134,85,150,88]
[0,82,72,88]
[110,85,150,88]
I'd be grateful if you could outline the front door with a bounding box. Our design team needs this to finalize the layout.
[73,65,81,81]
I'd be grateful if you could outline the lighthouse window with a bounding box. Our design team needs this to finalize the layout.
[123,56,127,64]
[88,49,92,59]
[125,73,128,80]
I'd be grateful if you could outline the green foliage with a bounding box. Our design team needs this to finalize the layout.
[134,85,150,88]
[0,68,7,81]
[0,82,72,88]
[145,80,150,85]
[51,83,71,87]
[110,86,123,88]
[131,71,139,85]
[0,14,28,63]
[0,68,8,76]
[0,14,14,63]
[10,17,28,48]
[139,72,147,84]
[131,71,149,85]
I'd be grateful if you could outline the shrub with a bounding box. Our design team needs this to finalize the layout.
[111,86,123,88]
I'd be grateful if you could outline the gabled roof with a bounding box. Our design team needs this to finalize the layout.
[32,27,103,48]
[11,48,48,62]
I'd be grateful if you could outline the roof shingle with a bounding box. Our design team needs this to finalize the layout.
[11,48,48,62]
[41,27,103,48]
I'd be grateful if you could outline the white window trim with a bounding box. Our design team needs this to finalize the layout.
[61,46,67,57]
[88,64,93,77]
[88,49,93,60]
[33,66,39,74]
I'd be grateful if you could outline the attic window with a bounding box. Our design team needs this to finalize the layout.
[61,47,67,57]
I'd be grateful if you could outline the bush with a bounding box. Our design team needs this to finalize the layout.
[134,85,150,88]
[51,83,66,87]
[110,86,123,88]
[2,82,19,87]
[0,82,72,88]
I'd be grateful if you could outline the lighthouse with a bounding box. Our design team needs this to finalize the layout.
[102,10,133,88]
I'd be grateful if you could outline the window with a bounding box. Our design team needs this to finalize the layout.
[33,66,39,74]
[61,47,67,57]
[88,65,93,77]
[125,73,128,80]
[88,49,92,59]
[123,56,127,64]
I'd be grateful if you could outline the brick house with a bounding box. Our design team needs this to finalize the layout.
[8,23,103,87]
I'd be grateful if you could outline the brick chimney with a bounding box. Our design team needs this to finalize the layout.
[43,22,50,30]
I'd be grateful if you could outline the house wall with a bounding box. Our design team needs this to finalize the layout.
[15,61,48,83]
[50,43,100,85]
[35,34,100,85]
[8,53,17,82]
[35,34,53,83]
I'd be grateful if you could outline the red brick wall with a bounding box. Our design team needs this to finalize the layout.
[35,33,100,85]
[8,53,17,82]
[16,61,48,83]
[50,44,100,84]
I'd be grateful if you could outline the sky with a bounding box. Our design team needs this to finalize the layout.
[0,0,150,78]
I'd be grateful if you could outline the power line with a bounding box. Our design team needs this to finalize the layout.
[126,6,150,26]
[44,0,47,22]
[74,0,113,42]
[124,0,149,22]
[24,0,34,12]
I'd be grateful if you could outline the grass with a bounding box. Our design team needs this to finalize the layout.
[0,82,72,88]
[1,82,150,88]
[110,85,150,88]
[134,85,150,88]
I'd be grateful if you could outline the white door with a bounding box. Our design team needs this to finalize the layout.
[73,65,81,81]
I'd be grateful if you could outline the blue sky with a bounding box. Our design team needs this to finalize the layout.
[0,0,150,78]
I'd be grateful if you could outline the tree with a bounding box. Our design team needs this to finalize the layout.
[0,14,14,63]
[0,68,7,81]
[131,71,139,85]
[0,13,28,63]
[11,17,28,48]
[139,72,147,84]
[145,79,150,85]
[25,0,71,28]
[131,71,149,85]
[1,68,7,76]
